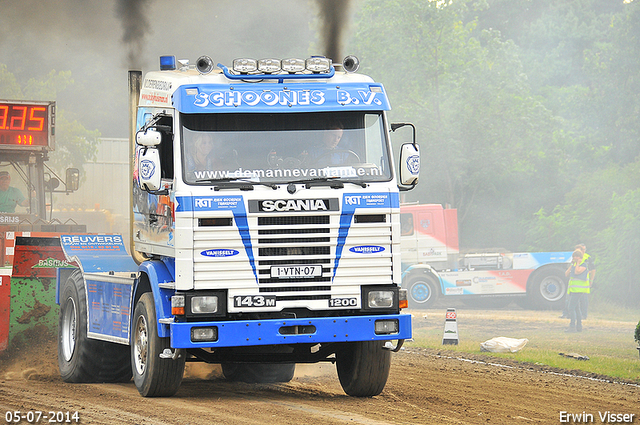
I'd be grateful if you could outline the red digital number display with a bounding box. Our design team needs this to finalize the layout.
[0,101,52,148]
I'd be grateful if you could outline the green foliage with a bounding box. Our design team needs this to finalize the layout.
[352,0,568,248]
[49,111,99,175]
[351,0,640,305]
[635,320,640,344]
[0,65,22,99]
[524,159,640,305]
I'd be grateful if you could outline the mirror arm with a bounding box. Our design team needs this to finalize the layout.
[390,122,417,147]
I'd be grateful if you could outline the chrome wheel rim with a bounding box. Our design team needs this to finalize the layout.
[61,297,77,362]
[134,315,149,376]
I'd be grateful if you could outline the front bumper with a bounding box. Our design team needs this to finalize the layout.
[170,313,412,349]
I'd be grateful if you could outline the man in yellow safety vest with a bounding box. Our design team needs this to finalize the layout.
[565,249,589,332]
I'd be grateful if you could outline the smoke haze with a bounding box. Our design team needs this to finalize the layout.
[318,0,353,62]
[116,0,152,70]
[0,0,354,138]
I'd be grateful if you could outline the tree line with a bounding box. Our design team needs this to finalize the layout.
[350,0,640,306]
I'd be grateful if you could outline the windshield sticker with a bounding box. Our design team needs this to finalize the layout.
[190,165,384,182]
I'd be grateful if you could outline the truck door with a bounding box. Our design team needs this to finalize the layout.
[415,209,449,267]
[400,212,417,268]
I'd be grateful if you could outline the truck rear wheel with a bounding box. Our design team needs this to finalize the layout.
[221,363,295,383]
[58,270,132,383]
[132,292,185,397]
[405,273,439,309]
[527,268,567,310]
[336,341,391,397]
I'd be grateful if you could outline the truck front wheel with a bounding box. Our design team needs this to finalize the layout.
[132,292,185,397]
[336,341,391,397]
[405,274,439,309]
[58,270,132,383]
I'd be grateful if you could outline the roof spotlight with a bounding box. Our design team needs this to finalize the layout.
[233,58,258,74]
[282,58,306,73]
[196,55,214,74]
[306,56,332,73]
[343,55,360,73]
[258,58,281,73]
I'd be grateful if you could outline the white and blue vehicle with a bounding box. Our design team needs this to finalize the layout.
[56,55,420,397]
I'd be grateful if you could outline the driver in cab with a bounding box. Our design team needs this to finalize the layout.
[310,123,357,166]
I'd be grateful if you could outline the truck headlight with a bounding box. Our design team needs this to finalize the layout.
[368,291,394,308]
[191,296,219,314]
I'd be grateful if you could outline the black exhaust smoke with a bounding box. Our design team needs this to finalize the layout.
[318,0,352,63]
[116,0,151,69]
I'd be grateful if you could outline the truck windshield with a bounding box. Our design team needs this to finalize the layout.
[180,111,391,185]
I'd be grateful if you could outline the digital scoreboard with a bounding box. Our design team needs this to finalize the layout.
[0,100,55,150]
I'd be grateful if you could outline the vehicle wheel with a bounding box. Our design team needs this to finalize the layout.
[527,268,567,310]
[336,341,391,397]
[132,292,185,397]
[221,363,295,383]
[58,270,132,383]
[405,273,439,309]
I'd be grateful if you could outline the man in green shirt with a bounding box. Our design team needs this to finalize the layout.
[0,171,28,213]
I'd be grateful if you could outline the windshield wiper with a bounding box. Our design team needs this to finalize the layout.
[289,176,368,189]
[196,177,278,190]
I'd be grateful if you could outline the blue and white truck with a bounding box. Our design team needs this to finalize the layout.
[56,55,420,397]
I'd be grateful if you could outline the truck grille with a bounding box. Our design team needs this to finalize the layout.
[192,211,394,306]
[257,215,332,291]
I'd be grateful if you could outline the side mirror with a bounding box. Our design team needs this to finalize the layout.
[138,147,162,191]
[391,122,419,190]
[65,168,80,192]
[399,143,420,187]
[136,128,162,147]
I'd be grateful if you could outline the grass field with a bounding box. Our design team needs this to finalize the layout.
[406,303,640,383]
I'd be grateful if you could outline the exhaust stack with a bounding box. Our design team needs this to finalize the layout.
[128,70,143,262]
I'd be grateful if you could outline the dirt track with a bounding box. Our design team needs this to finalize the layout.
[1,308,639,424]
[1,340,639,425]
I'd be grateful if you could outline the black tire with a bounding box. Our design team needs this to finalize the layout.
[527,268,567,310]
[336,341,391,397]
[131,292,185,397]
[405,273,439,309]
[58,270,132,383]
[221,363,295,383]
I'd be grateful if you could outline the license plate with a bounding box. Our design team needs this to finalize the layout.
[270,265,323,279]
